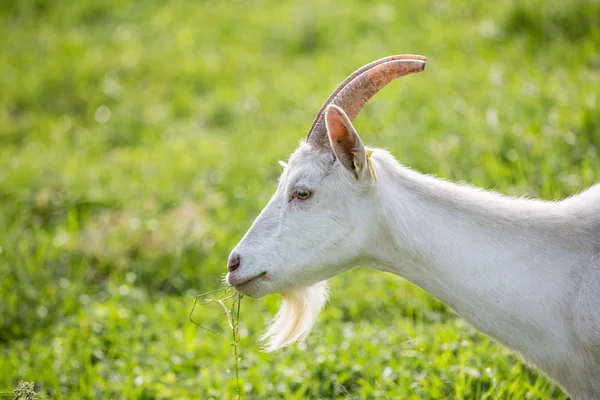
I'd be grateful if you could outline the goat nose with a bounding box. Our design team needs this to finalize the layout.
[227,253,241,272]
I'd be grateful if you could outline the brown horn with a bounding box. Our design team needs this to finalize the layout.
[307,55,426,149]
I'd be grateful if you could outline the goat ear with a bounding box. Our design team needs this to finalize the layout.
[325,105,366,179]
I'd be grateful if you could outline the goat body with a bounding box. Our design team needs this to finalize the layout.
[367,149,600,398]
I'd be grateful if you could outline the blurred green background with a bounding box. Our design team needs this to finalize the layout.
[0,0,599,398]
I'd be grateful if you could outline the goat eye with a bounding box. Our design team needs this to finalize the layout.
[295,188,312,200]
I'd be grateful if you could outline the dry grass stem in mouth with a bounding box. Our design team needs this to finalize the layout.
[189,286,244,398]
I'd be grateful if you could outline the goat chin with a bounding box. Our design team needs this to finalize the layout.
[262,281,329,352]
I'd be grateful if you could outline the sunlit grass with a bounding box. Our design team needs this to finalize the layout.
[189,287,243,398]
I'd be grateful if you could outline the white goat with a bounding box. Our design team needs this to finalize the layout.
[225,55,600,399]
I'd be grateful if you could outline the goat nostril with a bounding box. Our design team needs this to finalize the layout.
[227,254,241,272]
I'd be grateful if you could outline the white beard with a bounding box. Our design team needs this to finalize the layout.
[262,281,329,352]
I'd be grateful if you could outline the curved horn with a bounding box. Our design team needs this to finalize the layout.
[307,55,426,148]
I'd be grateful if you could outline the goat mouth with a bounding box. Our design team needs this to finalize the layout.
[233,271,267,289]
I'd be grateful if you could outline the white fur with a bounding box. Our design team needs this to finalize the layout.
[262,281,329,352]
[226,108,600,399]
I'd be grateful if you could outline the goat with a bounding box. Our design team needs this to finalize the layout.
[225,55,600,399]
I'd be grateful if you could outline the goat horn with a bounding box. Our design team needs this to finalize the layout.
[307,55,426,148]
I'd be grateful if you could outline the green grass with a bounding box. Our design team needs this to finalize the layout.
[1,0,599,398]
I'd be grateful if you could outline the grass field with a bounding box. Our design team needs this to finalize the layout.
[1,0,599,398]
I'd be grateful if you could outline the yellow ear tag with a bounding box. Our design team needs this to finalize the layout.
[366,149,378,182]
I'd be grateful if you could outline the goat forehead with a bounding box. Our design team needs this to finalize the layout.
[286,145,333,178]
[273,144,334,196]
